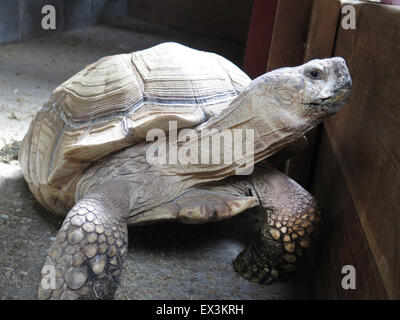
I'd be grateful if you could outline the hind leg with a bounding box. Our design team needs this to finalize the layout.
[233,163,322,283]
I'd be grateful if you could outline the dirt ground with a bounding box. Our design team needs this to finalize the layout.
[0,20,297,299]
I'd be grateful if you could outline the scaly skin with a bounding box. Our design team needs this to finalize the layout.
[233,164,322,283]
[37,164,322,298]
[37,162,322,299]
[38,182,130,300]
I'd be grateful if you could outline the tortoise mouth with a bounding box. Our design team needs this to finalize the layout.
[306,99,346,115]
[306,81,352,113]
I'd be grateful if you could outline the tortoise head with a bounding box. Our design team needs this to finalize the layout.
[252,57,352,121]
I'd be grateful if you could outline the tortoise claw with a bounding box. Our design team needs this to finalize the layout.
[233,245,279,285]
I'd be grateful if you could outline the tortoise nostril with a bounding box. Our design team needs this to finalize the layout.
[346,77,352,88]
[339,77,352,90]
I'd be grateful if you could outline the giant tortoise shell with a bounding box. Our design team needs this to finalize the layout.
[19,42,251,215]
[19,42,352,299]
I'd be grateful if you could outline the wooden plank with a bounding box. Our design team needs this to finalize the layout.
[286,0,342,188]
[286,128,319,188]
[266,0,314,71]
[325,2,400,299]
[127,0,253,44]
[309,130,388,299]
[242,0,279,79]
[258,0,314,185]
[304,0,342,62]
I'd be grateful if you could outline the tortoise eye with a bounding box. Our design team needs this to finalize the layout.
[307,69,323,80]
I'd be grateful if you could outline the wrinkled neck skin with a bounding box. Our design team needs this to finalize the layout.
[202,74,325,159]
[160,74,325,179]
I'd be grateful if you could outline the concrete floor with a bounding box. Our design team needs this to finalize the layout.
[0,20,296,299]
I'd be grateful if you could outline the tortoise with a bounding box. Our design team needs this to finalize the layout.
[19,42,351,299]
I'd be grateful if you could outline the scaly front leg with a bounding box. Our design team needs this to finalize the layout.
[233,163,322,283]
[38,182,131,300]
